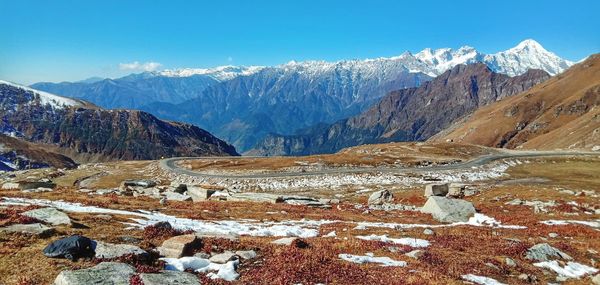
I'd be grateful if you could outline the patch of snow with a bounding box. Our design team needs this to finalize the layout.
[541,219,600,228]
[338,253,406,267]
[533,261,598,279]
[158,65,264,81]
[356,234,430,248]
[0,80,81,108]
[461,274,506,285]
[355,213,526,230]
[161,257,240,281]
[323,231,337,237]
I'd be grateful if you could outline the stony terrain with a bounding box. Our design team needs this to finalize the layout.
[0,143,598,284]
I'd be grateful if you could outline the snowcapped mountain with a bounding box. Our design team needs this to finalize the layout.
[158,65,265,81]
[0,80,85,109]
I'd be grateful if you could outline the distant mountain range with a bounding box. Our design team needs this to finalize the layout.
[434,54,600,150]
[31,39,575,152]
[247,64,551,156]
[0,80,238,162]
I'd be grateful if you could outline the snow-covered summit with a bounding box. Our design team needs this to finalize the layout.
[0,80,82,108]
[158,65,264,81]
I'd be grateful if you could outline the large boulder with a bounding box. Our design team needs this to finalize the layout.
[0,223,55,236]
[43,235,94,261]
[368,190,393,205]
[227,192,283,203]
[420,196,476,223]
[93,241,147,259]
[120,179,156,188]
[139,271,200,285]
[21,208,71,226]
[187,186,216,202]
[209,251,236,264]
[164,192,192,202]
[157,234,201,258]
[53,262,135,285]
[424,183,449,197]
[525,243,573,261]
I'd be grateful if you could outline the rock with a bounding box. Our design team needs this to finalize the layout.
[164,192,192,202]
[271,237,298,246]
[591,274,600,285]
[548,232,559,238]
[151,221,173,230]
[209,251,236,263]
[3,180,56,190]
[93,241,147,259]
[43,235,94,261]
[423,228,434,235]
[53,262,135,285]
[505,257,517,267]
[195,232,239,241]
[1,182,20,190]
[420,196,476,223]
[23,187,54,193]
[424,183,449,197]
[193,252,211,259]
[235,250,257,260]
[21,208,71,226]
[157,234,201,258]
[447,183,467,198]
[139,271,200,285]
[0,223,55,236]
[187,186,216,201]
[525,243,573,261]
[283,196,330,208]
[368,190,393,205]
[172,184,188,194]
[405,250,424,259]
[227,192,283,203]
[120,179,156,189]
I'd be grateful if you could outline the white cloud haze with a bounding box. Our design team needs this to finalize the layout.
[119,61,162,72]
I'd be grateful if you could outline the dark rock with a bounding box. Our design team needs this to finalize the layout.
[43,235,94,261]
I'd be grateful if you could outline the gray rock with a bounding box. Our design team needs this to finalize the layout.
[1,182,20,190]
[172,184,188,194]
[120,179,156,189]
[420,196,476,223]
[591,274,600,285]
[227,192,283,203]
[548,232,559,238]
[53,262,135,285]
[447,183,467,198]
[525,243,573,261]
[140,271,200,285]
[193,252,211,259]
[505,257,517,267]
[271,237,298,245]
[93,241,147,259]
[187,186,216,201]
[164,192,192,202]
[0,223,54,236]
[157,234,200,258]
[423,228,434,235]
[21,208,71,226]
[368,190,393,205]
[424,183,449,197]
[196,232,239,241]
[405,249,424,259]
[209,251,236,263]
[235,250,257,260]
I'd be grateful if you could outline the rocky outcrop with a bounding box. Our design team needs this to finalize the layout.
[420,196,476,223]
[53,262,135,285]
[0,81,238,161]
[249,64,550,156]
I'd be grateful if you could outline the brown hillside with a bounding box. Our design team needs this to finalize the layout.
[434,54,600,150]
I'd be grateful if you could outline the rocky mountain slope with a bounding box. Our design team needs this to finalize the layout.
[0,80,238,161]
[33,40,573,152]
[433,54,600,150]
[248,64,550,156]
[0,134,77,171]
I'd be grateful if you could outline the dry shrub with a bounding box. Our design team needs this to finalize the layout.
[0,205,42,227]
[129,274,143,285]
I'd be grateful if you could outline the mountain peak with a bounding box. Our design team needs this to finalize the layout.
[513,39,544,50]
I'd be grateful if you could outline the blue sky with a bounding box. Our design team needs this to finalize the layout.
[1,0,598,84]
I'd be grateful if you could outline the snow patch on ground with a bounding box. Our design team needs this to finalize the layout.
[161,256,240,281]
[533,261,598,279]
[461,274,506,285]
[338,253,407,267]
[541,219,600,228]
[355,213,526,230]
[356,234,430,248]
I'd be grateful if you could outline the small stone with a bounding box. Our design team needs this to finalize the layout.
[505,257,516,267]
[235,250,257,260]
[548,232,559,238]
[271,237,298,246]
[157,234,201,258]
[193,252,211,259]
[209,251,236,264]
[187,186,216,201]
[0,223,55,236]
[424,183,449,197]
[21,207,71,226]
[53,262,135,285]
[517,273,537,282]
[405,250,424,259]
[93,241,147,259]
[368,190,393,205]
[423,228,434,235]
[525,243,572,261]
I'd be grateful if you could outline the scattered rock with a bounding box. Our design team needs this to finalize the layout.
[271,237,298,246]
[548,232,559,238]
[0,223,55,236]
[525,243,573,261]
[21,207,71,226]
[139,271,200,285]
[424,183,449,197]
[193,252,211,259]
[157,234,201,258]
[405,250,424,259]
[517,273,537,282]
[93,241,147,259]
[591,274,600,285]
[2,180,56,190]
[195,232,239,241]
[209,251,236,264]
[1,182,20,190]
[120,179,156,189]
[368,203,419,211]
[447,183,467,198]
[43,235,94,261]
[164,192,192,202]
[235,250,257,260]
[505,257,517,267]
[172,184,188,194]
[227,192,283,203]
[423,228,434,235]
[420,196,476,223]
[54,262,135,285]
[368,189,393,205]
[187,186,216,201]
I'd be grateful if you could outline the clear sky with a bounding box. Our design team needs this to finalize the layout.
[1,0,598,85]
